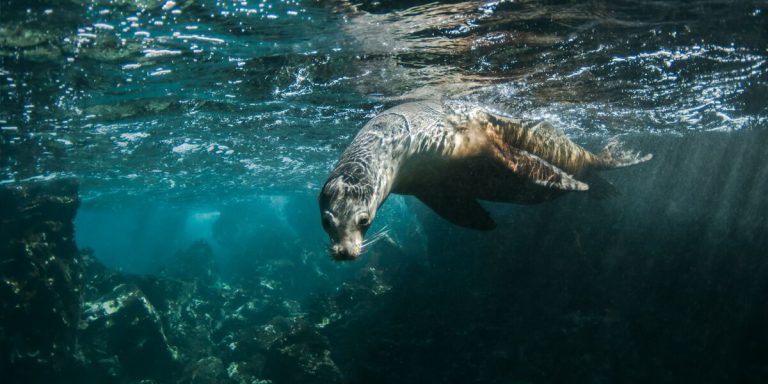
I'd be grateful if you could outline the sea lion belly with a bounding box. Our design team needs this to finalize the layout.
[393,153,562,204]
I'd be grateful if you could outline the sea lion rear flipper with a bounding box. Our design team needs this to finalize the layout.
[415,194,496,230]
[597,138,653,169]
[492,146,590,191]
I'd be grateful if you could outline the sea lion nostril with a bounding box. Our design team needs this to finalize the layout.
[332,248,355,261]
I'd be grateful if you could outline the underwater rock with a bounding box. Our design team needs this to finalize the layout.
[185,356,229,384]
[0,24,67,63]
[78,34,143,63]
[307,266,393,329]
[80,249,219,382]
[87,0,166,11]
[0,25,53,48]
[0,179,82,382]
[261,317,343,384]
[79,249,131,300]
[78,283,180,382]
[213,316,343,383]
[82,98,183,121]
[159,280,225,366]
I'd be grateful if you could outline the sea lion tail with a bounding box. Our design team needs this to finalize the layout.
[596,137,653,169]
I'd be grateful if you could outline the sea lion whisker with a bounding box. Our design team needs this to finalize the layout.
[366,227,389,241]
[367,225,389,238]
[372,233,388,244]
[361,234,387,253]
[362,229,390,248]
[361,231,383,245]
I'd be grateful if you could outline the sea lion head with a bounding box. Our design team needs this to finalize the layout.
[319,169,377,261]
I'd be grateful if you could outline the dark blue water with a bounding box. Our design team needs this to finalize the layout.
[1,0,768,383]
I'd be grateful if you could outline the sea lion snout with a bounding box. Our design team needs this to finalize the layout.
[320,207,365,260]
[330,238,362,261]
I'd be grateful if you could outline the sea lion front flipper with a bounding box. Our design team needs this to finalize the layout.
[415,194,496,230]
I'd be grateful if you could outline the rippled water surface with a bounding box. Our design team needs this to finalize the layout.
[2,0,766,203]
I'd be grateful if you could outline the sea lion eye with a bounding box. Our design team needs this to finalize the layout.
[357,214,371,228]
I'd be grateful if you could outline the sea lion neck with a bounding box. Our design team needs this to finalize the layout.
[332,110,417,209]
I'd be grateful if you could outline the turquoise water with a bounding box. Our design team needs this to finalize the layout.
[2,1,768,383]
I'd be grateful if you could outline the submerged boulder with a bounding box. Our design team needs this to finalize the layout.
[0,180,83,382]
[184,356,229,384]
[78,283,180,382]
[262,317,343,384]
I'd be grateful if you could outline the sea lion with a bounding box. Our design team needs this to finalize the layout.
[319,100,651,260]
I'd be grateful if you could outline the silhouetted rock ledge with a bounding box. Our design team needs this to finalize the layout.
[79,283,180,382]
[0,179,82,383]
